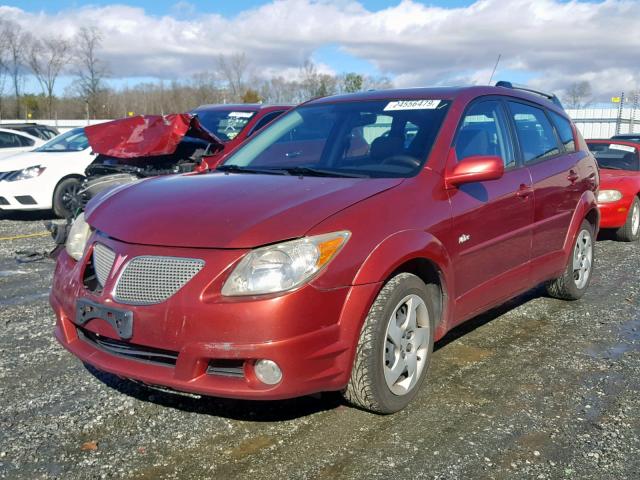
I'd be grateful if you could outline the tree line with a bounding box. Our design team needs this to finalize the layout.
[0,21,391,121]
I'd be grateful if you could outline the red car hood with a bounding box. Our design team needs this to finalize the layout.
[599,168,639,187]
[86,173,403,248]
[85,113,222,159]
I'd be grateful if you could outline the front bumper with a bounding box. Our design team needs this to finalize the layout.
[0,176,53,211]
[50,237,379,400]
[598,198,632,229]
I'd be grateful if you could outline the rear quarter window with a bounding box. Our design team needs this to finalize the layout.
[549,111,576,152]
[18,135,35,147]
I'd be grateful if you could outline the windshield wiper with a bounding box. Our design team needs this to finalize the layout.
[216,165,288,175]
[280,166,369,178]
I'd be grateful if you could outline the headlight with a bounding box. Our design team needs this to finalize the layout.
[222,231,350,296]
[6,165,46,182]
[65,213,91,261]
[597,189,623,203]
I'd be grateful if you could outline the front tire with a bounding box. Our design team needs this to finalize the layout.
[546,220,594,300]
[344,273,436,414]
[52,177,83,219]
[615,196,640,242]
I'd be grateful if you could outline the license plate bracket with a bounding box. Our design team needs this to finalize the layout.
[75,298,133,339]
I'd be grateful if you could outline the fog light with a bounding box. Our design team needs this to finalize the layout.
[254,359,282,385]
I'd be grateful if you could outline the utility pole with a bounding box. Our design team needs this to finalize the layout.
[615,92,625,135]
[630,91,639,134]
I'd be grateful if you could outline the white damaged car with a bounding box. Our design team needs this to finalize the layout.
[0,128,94,217]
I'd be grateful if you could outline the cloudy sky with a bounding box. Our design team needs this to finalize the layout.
[4,0,640,100]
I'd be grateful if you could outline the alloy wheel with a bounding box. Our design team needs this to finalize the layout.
[573,229,593,289]
[383,294,430,396]
[631,202,639,236]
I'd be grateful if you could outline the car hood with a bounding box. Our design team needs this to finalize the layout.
[85,113,223,159]
[599,168,639,187]
[0,150,87,171]
[86,173,404,248]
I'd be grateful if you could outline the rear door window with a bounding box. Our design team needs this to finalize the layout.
[455,100,516,168]
[0,131,21,148]
[508,102,560,163]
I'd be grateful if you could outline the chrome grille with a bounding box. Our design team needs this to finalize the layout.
[92,243,116,288]
[114,256,205,305]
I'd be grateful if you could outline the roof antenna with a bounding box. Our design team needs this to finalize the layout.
[488,54,501,85]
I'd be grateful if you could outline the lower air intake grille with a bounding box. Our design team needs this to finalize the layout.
[114,256,205,305]
[77,327,178,366]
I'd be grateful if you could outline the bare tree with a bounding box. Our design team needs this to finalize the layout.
[0,21,9,118]
[564,81,592,109]
[28,35,71,118]
[217,53,251,102]
[75,26,108,118]
[2,21,31,118]
[299,60,336,100]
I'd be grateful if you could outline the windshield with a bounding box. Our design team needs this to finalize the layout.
[611,135,640,142]
[192,110,256,141]
[221,99,451,178]
[36,128,89,152]
[588,142,640,171]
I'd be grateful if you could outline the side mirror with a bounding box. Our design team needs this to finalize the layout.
[446,154,504,188]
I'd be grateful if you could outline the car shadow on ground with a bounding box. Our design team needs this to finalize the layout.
[434,285,545,350]
[85,364,345,422]
[0,210,56,221]
[85,286,548,421]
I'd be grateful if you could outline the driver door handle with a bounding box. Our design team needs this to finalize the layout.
[516,184,533,199]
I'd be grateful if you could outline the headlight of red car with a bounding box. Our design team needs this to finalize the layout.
[222,231,350,296]
[597,189,623,203]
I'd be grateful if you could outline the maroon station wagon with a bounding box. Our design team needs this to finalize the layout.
[51,82,599,413]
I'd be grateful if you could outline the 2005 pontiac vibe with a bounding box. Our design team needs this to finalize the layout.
[51,83,599,413]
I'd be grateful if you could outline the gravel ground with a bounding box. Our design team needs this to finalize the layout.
[0,213,639,479]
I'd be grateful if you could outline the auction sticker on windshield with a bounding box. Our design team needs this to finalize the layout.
[229,112,254,118]
[384,100,441,111]
[609,144,637,153]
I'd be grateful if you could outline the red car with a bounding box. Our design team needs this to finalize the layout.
[192,104,292,170]
[587,139,640,241]
[51,83,599,413]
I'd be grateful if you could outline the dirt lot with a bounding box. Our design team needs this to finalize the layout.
[0,213,639,480]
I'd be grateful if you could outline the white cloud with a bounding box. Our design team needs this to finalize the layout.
[3,0,640,99]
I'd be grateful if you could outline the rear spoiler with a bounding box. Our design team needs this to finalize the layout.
[84,113,224,159]
[495,81,564,109]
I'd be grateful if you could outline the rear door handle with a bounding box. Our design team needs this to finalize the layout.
[567,170,579,183]
[516,184,533,199]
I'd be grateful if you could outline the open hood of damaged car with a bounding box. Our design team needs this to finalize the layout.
[84,113,223,159]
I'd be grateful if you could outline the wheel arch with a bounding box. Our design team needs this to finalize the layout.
[562,190,599,257]
[52,173,86,216]
[352,230,454,337]
[52,173,85,200]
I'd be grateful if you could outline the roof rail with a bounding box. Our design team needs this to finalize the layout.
[495,81,564,109]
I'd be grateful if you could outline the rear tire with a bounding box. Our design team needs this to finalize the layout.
[615,197,640,242]
[52,177,83,219]
[546,220,594,300]
[343,273,436,414]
